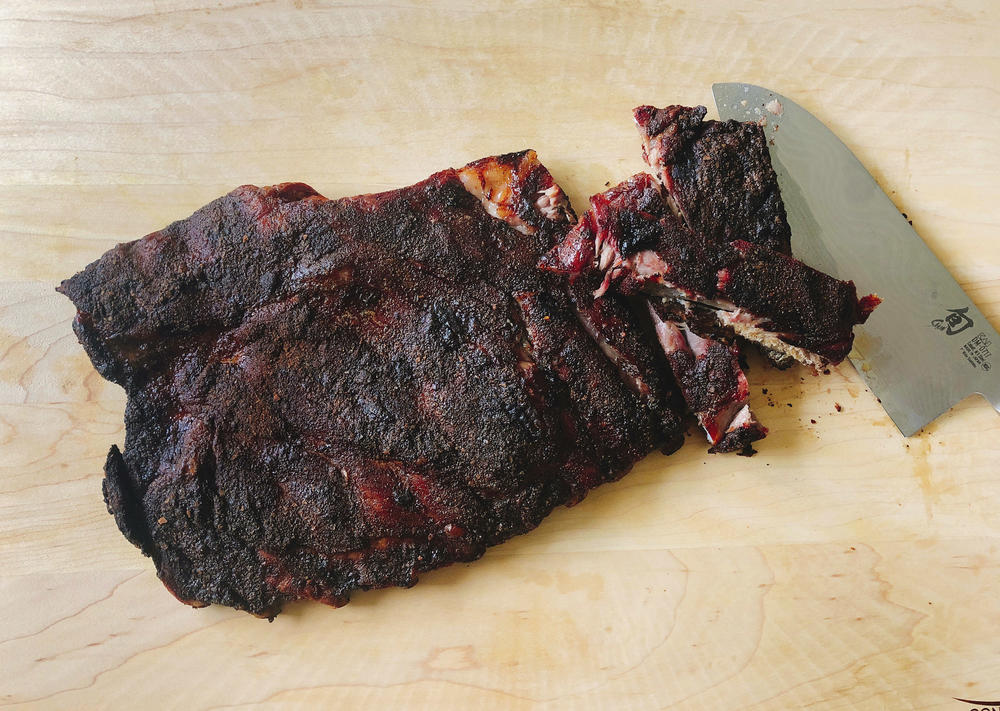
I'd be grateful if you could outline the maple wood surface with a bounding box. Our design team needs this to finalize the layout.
[2,2,999,709]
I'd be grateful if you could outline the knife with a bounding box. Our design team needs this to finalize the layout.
[713,82,1000,436]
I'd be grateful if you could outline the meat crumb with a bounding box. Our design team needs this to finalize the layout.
[157,516,167,525]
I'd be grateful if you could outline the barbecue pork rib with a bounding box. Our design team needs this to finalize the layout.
[544,172,878,379]
[58,151,685,617]
[635,103,799,371]
[648,302,766,455]
[634,104,792,255]
[541,173,766,453]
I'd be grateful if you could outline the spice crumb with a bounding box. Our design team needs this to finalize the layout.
[834,403,843,412]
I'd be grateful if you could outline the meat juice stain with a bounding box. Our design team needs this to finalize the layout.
[424,645,478,672]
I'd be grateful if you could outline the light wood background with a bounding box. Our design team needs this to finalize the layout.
[2,1,999,709]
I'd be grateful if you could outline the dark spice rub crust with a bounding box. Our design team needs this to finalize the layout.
[542,174,766,453]
[634,104,792,255]
[58,152,684,617]
[544,173,879,368]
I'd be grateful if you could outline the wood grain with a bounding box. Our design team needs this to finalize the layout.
[2,1,999,708]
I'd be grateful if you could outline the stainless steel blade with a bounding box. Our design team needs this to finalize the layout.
[713,82,1000,436]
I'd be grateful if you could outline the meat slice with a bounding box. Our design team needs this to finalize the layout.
[647,302,766,455]
[635,103,804,371]
[565,275,686,450]
[545,173,879,369]
[543,174,766,451]
[58,151,684,617]
[634,104,792,254]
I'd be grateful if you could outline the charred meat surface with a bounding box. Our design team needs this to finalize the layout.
[565,275,686,452]
[58,151,685,617]
[542,175,767,453]
[542,173,767,451]
[544,173,879,369]
[634,104,792,255]
[634,104,814,370]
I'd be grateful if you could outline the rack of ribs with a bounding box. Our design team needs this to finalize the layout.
[58,111,878,616]
[58,151,688,617]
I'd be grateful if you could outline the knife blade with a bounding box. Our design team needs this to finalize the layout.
[712,82,1000,436]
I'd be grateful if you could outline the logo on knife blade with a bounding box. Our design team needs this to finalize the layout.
[931,307,974,336]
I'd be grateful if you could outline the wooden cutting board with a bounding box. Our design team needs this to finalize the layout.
[3,2,999,708]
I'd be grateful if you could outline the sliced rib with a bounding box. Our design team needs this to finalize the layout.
[635,103,802,369]
[542,174,767,452]
[647,301,766,454]
[545,173,879,369]
[634,104,792,255]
